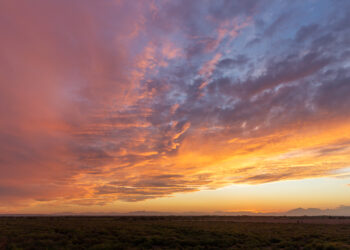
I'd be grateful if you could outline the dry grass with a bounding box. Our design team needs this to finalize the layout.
[0,216,349,249]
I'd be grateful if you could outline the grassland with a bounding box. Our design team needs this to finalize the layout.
[0,216,349,249]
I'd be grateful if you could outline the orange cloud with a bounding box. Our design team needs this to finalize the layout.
[1,0,350,213]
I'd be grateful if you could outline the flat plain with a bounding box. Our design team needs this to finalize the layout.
[0,216,350,249]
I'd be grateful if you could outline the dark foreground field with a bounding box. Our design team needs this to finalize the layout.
[0,216,350,249]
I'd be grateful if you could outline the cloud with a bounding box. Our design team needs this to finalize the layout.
[0,0,350,210]
[217,55,249,69]
[0,0,143,206]
[295,24,319,43]
[264,11,292,37]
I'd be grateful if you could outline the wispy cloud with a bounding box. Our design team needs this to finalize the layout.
[0,0,350,210]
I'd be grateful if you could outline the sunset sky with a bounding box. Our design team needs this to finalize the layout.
[1,0,350,214]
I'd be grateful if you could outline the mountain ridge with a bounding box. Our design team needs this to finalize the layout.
[1,206,350,216]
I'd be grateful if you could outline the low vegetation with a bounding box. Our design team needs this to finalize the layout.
[0,216,349,249]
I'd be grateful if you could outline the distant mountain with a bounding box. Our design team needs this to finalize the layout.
[286,208,324,216]
[52,206,350,216]
[285,206,350,216]
[1,206,350,217]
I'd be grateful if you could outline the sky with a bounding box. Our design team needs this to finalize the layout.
[0,0,350,214]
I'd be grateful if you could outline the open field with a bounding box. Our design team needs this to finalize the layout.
[0,216,350,249]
